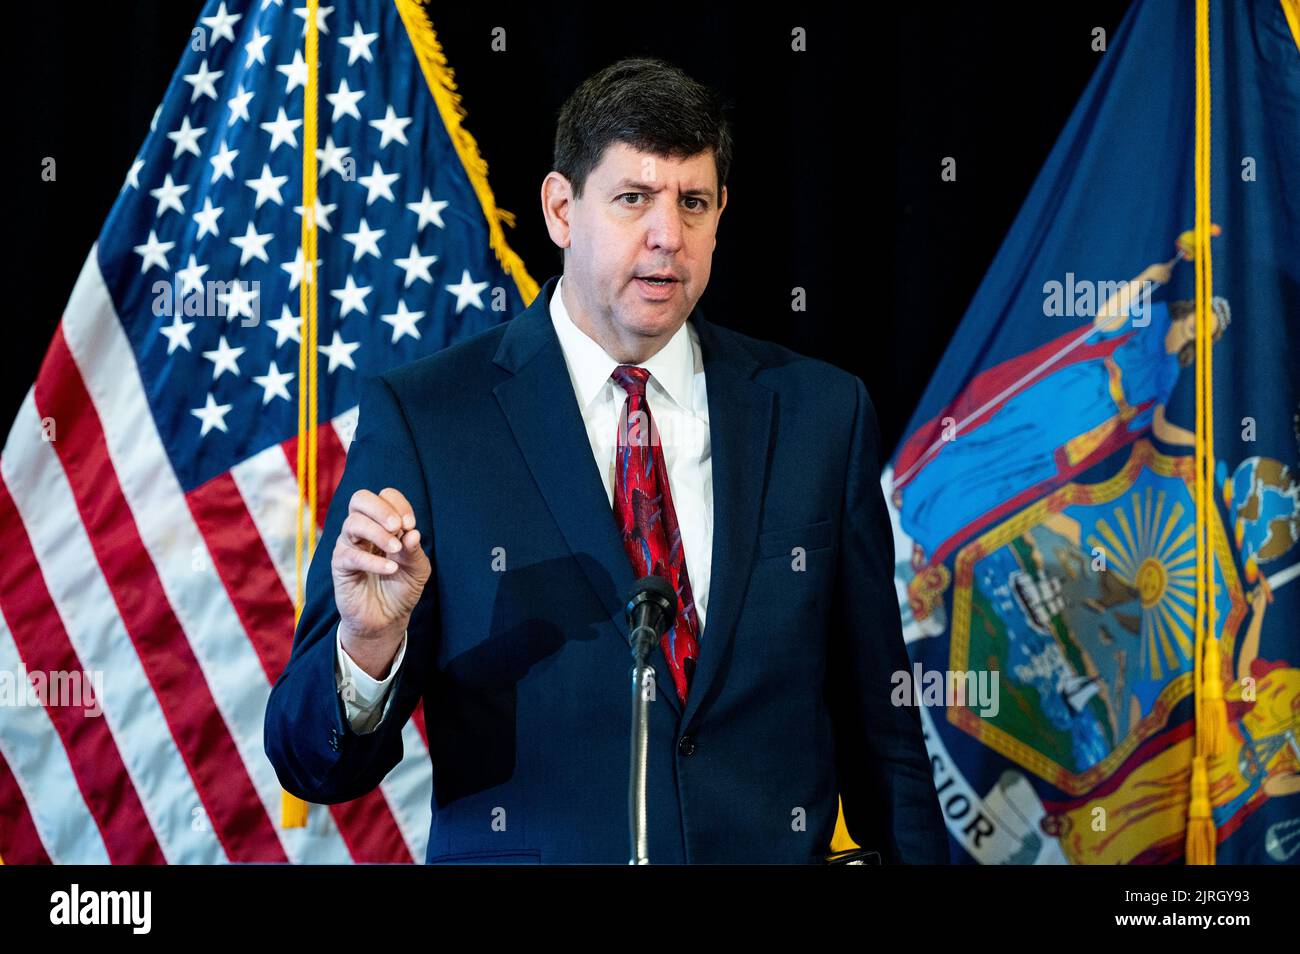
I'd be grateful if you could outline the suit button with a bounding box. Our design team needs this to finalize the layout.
[328,728,340,752]
[677,735,696,757]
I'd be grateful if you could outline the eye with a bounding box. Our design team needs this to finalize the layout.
[618,193,644,206]
[683,197,706,211]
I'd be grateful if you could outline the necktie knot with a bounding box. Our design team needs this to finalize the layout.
[611,364,650,398]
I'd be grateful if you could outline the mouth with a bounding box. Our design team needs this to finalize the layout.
[634,275,680,299]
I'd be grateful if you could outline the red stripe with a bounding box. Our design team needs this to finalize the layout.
[411,698,428,750]
[0,474,163,864]
[0,737,53,864]
[187,476,413,862]
[329,792,415,863]
[283,423,348,532]
[34,329,287,863]
[187,474,296,682]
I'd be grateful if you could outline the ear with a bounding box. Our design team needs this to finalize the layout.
[540,171,574,250]
[713,186,727,252]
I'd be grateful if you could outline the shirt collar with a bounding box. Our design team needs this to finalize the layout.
[549,274,697,412]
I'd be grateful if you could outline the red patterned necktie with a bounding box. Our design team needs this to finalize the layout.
[610,365,701,705]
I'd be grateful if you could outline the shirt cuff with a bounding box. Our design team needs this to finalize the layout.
[335,625,408,730]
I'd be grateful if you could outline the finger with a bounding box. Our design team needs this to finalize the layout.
[333,545,398,576]
[342,512,403,556]
[378,487,416,530]
[381,526,424,567]
[348,489,405,533]
[399,527,422,554]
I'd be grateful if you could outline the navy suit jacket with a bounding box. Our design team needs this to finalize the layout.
[264,273,949,864]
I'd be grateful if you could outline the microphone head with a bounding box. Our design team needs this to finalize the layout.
[624,575,677,623]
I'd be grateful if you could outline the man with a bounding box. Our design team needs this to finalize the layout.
[264,57,948,864]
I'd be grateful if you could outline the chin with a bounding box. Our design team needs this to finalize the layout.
[629,309,684,335]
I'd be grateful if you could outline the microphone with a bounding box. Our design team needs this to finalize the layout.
[624,575,676,661]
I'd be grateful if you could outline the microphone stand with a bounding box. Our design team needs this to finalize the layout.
[624,577,675,865]
[628,627,656,865]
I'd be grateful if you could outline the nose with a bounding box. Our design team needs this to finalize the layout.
[644,201,686,255]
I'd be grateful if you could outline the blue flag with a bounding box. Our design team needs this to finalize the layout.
[886,0,1300,864]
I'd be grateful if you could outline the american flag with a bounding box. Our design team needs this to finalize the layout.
[0,0,535,863]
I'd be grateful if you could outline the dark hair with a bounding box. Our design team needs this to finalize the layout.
[553,57,732,201]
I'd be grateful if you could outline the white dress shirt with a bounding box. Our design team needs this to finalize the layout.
[334,275,713,733]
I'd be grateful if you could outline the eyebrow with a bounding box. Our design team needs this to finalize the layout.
[612,178,715,201]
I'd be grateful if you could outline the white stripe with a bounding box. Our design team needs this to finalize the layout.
[384,722,433,860]
[230,441,310,602]
[333,406,359,452]
[59,251,353,863]
[2,391,222,863]
[0,607,111,864]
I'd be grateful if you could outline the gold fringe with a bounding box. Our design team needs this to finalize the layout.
[1282,0,1300,54]
[1184,756,1216,864]
[394,0,540,306]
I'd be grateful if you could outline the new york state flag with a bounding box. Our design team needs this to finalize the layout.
[886,0,1300,864]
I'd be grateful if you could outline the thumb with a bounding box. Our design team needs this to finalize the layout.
[390,527,425,564]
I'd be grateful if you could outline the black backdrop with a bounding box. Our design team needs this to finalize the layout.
[5,1,1132,456]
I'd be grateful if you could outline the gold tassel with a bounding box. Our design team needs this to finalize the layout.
[1184,755,1216,864]
[282,790,309,828]
[829,795,858,853]
[1197,637,1228,757]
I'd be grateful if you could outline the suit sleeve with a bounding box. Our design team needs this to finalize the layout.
[263,373,439,803]
[827,375,950,863]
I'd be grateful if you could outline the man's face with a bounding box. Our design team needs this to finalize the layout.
[544,141,727,358]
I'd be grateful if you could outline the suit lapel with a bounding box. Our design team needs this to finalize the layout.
[679,316,773,731]
[491,276,772,727]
